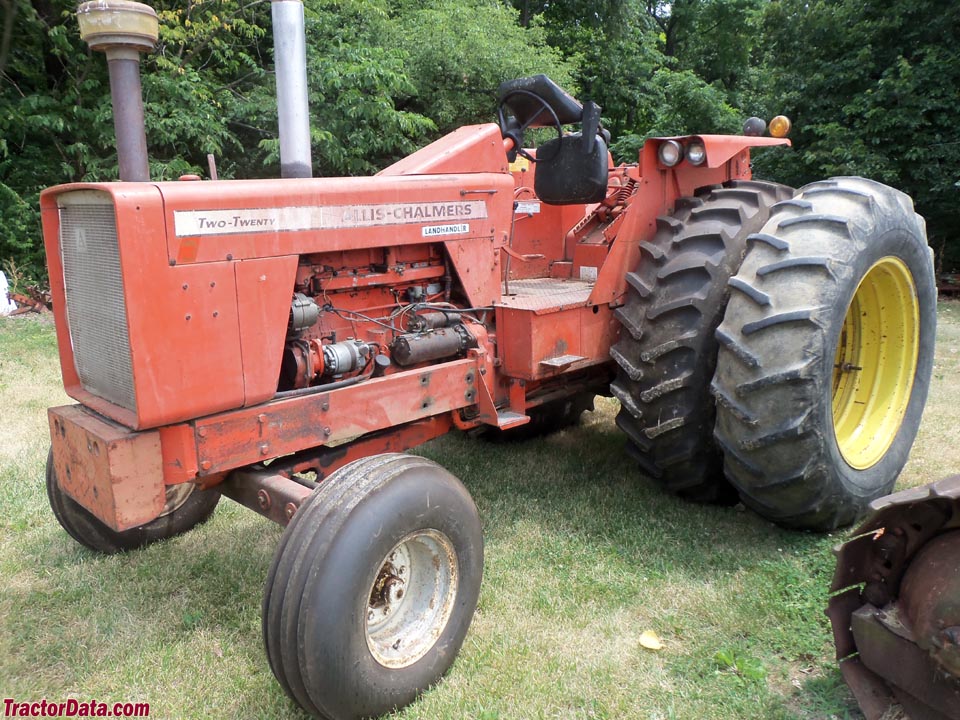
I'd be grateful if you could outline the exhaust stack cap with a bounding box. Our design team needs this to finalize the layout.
[78,0,158,54]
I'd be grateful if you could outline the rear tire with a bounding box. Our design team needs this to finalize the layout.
[46,448,220,554]
[262,453,483,720]
[610,180,793,502]
[711,177,936,530]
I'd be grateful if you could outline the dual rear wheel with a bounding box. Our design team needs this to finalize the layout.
[613,177,936,530]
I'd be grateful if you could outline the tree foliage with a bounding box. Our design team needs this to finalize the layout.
[751,0,960,262]
[2,0,959,279]
[384,0,572,133]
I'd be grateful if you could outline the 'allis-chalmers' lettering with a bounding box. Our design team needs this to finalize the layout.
[173,200,487,238]
[342,203,474,223]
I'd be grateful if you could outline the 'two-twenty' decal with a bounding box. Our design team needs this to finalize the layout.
[173,201,488,237]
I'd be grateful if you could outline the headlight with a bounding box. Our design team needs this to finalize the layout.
[658,140,683,167]
[686,142,706,166]
[743,117,766,137]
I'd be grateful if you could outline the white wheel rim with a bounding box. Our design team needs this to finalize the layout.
[365,529,458,668]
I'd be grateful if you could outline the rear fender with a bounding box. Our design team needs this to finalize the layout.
[587,135,789,307]
[645,134,790,169]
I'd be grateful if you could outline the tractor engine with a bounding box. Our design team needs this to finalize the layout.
[276,248,480,392]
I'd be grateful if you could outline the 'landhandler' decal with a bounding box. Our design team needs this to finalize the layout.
[422,223,469,237]
[174,201,488,237]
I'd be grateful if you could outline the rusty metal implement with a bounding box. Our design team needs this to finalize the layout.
[828,476,960,720]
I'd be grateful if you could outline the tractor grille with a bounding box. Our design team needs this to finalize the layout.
[59,199,136,411]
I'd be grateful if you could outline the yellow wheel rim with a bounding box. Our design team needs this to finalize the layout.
[832,257,920,470]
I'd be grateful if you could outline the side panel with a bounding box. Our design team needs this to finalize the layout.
[234,255,300,406]
[129,260,246,424]
[497,304,617,380]
[444,236,504,308]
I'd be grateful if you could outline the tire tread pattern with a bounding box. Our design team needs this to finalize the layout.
[610,180,793,503]
[262,453,481,719]
[711,177,935,530]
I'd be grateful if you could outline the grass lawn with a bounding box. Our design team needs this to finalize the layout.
[2,303,959,719]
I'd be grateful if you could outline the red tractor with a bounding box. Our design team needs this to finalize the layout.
[41,2,942,718]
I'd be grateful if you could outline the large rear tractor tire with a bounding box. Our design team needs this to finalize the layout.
[711,177,936,530]
[46,448,220,554]
[610,180,793,502]
[262,453,483,720]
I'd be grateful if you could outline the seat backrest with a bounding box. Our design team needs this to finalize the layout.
[533,134,609,205]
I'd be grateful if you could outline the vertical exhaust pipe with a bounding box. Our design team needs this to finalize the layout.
[271,0,313,178]
[77,1,158,182]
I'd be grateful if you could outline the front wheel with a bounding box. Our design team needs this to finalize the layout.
[46,448,220,554]
[262,453,483,719]
[711,177,936,530]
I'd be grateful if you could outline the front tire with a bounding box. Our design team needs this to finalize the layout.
[262,453,483,719]
[711,177,936,530]
[46,448,220,554]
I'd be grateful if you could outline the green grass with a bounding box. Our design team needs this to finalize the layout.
[2,304,959,719]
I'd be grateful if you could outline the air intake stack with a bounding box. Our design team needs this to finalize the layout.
[77,0,158,182]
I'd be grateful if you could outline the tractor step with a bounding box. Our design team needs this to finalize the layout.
[495,410,530,429]
[539,354,586,370]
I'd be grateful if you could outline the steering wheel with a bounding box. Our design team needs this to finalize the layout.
[497,89,564,163]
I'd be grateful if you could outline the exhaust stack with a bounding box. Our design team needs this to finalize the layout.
[77,0,158,182]
[271,0,313,178]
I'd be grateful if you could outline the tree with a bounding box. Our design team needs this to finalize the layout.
[382,0,574,133]
[752,0,960,265]
[4,0,956,279]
